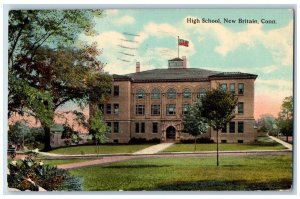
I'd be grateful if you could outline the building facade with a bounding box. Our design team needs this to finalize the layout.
[96,58,258,144]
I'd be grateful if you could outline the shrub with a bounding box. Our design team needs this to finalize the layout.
[7,152,83,191]
[128,137,161,144]
[255,136,277,146]
[180,137,214,144]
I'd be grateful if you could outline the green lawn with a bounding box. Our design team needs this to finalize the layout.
[162,143,286,152]
[49,144,153,155]
[70,155,292,191]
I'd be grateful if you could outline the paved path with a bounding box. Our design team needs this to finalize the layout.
[133,143,174,154]
[57,156,134,170]
[57,143,174,169]
[269,135,293,150]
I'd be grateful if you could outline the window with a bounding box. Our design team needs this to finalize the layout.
[106,122,111,133]
[221,140,227,143]
[238,102,244,114]
[167,104,176,115]
[151,105,160,115]
[238,122,244,133]
[141,122,145,133]
[135,123,139,133]
[167,88,176,99]
[136,89,145,99]
[113,86,119,96]
[238,83,244,95]
[229,122,235,133]
[106,104,111,114]
[136,105,145,115]
[238,140,244,144]
[113,122,119,133]
[152,122,158,133]
[221,124,227,133]
[99,104,104,112]
[113,139,119,143]
[113,104,119,114]
[183,89,191,98]
[197,88,206,98]
[220,84,227,91]
[151,88,161,99]
[230,83,235,94]
[182,104,190,115]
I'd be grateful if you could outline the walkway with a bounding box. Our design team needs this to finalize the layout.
[57,143,174,169]
[269,135,293,150]
[133,143,174,154]
[57,156,133,170]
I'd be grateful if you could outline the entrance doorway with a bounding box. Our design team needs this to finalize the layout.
[166,126,176,140]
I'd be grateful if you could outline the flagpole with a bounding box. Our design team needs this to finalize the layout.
[178,36,179,58]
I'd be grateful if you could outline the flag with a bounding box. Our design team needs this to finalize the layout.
[178,39,189,47]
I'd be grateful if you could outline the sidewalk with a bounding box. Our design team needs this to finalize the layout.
[57,156,133,170]
[133,143,174,154]
[269,135,293,150]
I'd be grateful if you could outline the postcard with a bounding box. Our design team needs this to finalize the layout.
[6,7,294,192]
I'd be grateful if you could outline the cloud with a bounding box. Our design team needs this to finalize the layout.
[137,22,189,44]
[81,21,197,75]
[259,65,278,74]
[184,16,293,67]
[255,79,293,92]
[113,16,135,25]
[211,64,278,74]
[104,9,119,16]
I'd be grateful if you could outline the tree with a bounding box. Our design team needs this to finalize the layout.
[257,114,277,135]
[183,101,208,151]
[89,105,110,155]
[8,121,30,150]
[201,89,238,166]
[277,96,293,142]
[8,10,113,151]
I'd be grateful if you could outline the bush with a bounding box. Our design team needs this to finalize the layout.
[128,137,161,144]
[8,123,45,150]
[7,152,83,191]
[255,136,278,146]
[180,137,214,144]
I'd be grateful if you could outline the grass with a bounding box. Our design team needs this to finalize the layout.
[69,155,292,191]
[49,144,153,155]
[162,143,286,152]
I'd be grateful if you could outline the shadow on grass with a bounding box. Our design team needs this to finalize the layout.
[143,179,292,191]
[120,180,292,191]
[102,164,170,169]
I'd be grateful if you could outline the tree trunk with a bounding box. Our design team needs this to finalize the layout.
[194,136,197,152]
[217,129,219,166]
[43,126,52,152]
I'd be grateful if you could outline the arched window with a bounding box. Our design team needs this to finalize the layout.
[151,88,161,99]
[136,89,145,99]
[167,88,176,99]
[183,88,191,98]
[197,88,206,98]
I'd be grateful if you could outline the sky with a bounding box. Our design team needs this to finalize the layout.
[79,8,294,119]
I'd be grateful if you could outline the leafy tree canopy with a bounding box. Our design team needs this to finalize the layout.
[183,101,208,137]
[201,89,238,130]
[8,10,112,151]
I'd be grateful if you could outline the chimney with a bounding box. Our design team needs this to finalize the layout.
[136,62,140,72]
[182,56,187,68]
